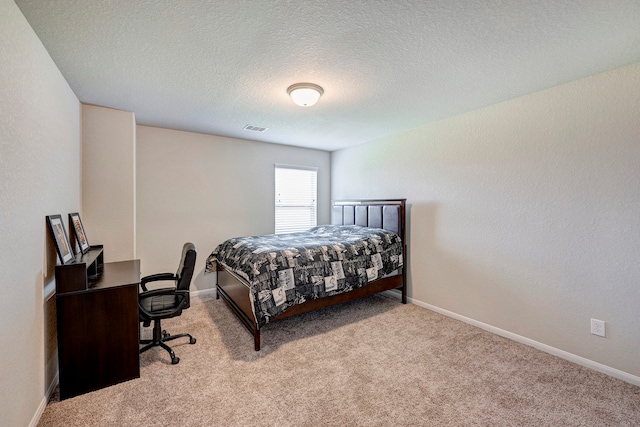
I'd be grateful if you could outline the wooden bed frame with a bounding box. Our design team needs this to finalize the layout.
[216,199,407,351]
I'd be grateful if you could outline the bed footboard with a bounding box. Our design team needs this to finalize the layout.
[216,264,261,350]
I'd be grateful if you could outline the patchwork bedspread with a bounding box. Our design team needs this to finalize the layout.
[205,225,404,328]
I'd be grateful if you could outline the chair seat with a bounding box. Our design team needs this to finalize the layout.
[141,293,180,312]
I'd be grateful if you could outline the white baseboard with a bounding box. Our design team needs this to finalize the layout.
[30,371,58,427]
[29,396,47,427]
[46,371,59,401]
[383,290,640,387]
[192,287,217,302]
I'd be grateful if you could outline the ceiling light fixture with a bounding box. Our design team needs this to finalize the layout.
[287,83,324,107]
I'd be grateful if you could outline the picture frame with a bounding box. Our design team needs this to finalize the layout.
[46,215,74,264]
[69,212,90,254]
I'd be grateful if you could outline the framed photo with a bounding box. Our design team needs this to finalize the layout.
[69,212,90,254]
[46,215,74,264]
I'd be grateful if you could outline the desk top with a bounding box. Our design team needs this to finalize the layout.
[91,260,141,290]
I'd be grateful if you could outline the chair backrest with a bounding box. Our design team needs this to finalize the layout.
[175,242,197,291]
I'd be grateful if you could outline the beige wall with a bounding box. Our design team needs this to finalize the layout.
[4,1,638,423]
[136,126,331,291]
[82,104,136,262]
[332,63,640,380]
[0,1,81,425]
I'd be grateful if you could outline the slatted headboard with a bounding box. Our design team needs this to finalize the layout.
[331,199,406,244]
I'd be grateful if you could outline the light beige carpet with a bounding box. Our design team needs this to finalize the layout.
[39,294,640,426]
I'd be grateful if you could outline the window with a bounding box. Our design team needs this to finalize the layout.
[275,164,318,234]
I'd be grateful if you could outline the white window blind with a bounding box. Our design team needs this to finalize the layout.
[275,164,318,234]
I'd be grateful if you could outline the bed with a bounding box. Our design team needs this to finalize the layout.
[205,199,407,350]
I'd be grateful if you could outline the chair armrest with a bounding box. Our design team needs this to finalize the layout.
[139,287,178,298]
[140,272,176,292]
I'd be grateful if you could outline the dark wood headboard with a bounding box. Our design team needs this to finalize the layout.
[331,199,406,245]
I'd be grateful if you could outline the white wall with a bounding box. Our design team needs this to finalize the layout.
[0,1,80,425]
[82,104,136,262]
[331,63,640,379]
[136,126,331,291]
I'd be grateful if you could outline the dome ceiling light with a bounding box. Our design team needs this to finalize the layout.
[287,83,324,107]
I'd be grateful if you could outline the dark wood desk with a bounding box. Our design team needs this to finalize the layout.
[56,253,140,400]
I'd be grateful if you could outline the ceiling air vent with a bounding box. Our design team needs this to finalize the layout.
[243,124,268,132]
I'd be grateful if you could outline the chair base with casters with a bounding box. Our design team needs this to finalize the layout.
[139,317,196,364]
[138,243,197,365]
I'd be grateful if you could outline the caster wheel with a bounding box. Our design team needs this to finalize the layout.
[171,357,180,365]
[190,337,197,345]
[162,331,170,339]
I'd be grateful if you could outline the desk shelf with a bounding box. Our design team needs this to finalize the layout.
[55,246,140,400]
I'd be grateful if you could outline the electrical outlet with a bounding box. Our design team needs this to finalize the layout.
[591,319,606,337]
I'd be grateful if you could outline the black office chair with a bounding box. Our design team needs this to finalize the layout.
[139,242,197,364]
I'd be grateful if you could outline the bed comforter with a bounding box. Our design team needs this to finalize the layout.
[205,225,404,327]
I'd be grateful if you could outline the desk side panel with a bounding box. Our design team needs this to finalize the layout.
[57,283,140,399]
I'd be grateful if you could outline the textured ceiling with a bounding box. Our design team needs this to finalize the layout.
[15,0,640,151]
